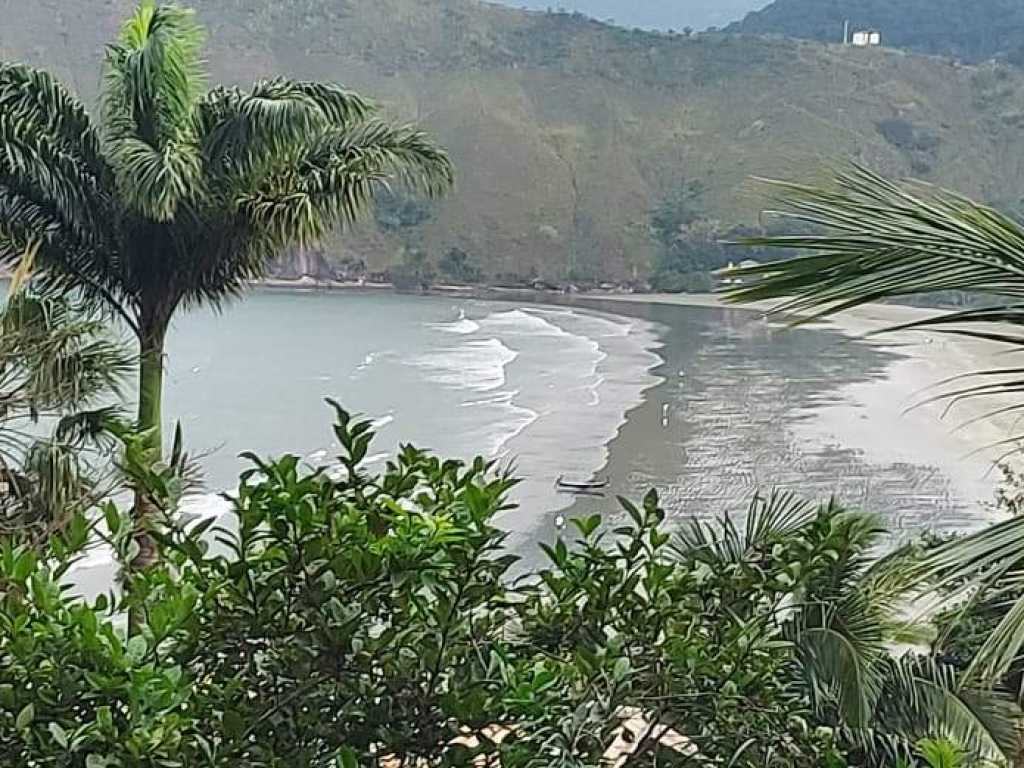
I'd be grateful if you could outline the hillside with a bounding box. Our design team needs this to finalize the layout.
[728,0,1024,66]
[3,0,1024,283]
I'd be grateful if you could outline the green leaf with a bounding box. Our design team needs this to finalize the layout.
[15,703,35,730]
[48,721,68,748]
[223,709,246,739]
[336,747,359,768]
[126,635,148,664]
[612,657,631,682]
[96,706,113,733]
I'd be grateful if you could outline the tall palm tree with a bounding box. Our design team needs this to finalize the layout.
[725,164,1024,687]
[0,1,453,462]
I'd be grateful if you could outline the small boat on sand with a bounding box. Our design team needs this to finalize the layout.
[555,475,610,492]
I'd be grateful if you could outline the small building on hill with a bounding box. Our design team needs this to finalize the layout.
[851,30,882,47]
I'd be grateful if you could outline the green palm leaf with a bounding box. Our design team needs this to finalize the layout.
[102,1,206,221]
[727,164,1024,685]
[879,657,1020,761]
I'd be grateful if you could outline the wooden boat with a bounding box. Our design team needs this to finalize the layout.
[555,475,610,492]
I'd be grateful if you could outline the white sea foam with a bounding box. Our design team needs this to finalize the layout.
[478,309,571,337]
[460,389,540,457]
[410,338,518,393]
[371,413,395,430]
[429,308,481,335]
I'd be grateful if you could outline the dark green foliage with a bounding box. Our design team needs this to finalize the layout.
[728,0,1024,65]
[0,290,131,540]
[649,180,707,245]
[650,269,714,293]
[374,190,436,233]
[390,248,436,291]
[647,180,801,292]
[438,246,482,284]
[876,118,916,150]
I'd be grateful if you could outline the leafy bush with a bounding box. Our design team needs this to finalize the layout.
[1,407,1012,766]
[650,269,714,293]
[373,190,436,233]
[438,247,483,284]
[390,249,436,291]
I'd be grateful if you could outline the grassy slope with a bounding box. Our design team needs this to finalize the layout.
[3,0,1024,281]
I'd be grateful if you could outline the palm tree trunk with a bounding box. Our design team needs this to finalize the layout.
[130,316,168,577]
[137,320,167,457]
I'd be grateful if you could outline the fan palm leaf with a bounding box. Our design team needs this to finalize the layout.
[678,491,1021,757]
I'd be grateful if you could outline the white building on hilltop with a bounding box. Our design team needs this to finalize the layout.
[850,29,882,47]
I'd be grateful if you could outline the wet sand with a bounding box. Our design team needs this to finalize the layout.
[536,293,1022,546]
[603,294,1023,474]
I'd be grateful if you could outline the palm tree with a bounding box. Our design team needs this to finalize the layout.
[0,1,453,465]
[675,492,1021,763]
[0,287,132,542]
[726,164,1024,687]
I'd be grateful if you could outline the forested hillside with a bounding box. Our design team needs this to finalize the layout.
[729,0,1024,66]
[3,0,1024,284]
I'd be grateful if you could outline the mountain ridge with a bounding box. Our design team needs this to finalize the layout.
[728,0,1024,65]
[3,0,1024,283]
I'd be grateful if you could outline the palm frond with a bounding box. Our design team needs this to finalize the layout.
[909,508,1024,684]
[0,291,133,413]
[235,119,453,249]
[674,490,817,564]
[726,163,1024,318]
[102,0,205,220]
[311,119,456,199]
[197,79,372,180]
[878,657,1021,761]
[744,489,819,547]
[55,407,126,452]
[0,116,110,247]
[791,595,887,728]
[0,63,106,177]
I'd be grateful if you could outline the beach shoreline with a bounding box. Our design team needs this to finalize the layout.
[255,278,1020,525]
[591,293,1023,513]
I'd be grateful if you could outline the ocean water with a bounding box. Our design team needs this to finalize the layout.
[70,290,1002,594]
[160,290,662,540]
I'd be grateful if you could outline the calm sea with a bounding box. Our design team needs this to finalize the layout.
[71,289,999,593]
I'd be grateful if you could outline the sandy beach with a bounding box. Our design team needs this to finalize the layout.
[595,294,1024,518]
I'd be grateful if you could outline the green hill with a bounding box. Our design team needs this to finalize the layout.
[4,0,1024,283]
[728,0,1024,66]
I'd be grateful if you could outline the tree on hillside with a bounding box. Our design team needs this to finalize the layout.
[0,2,453,480]
[727,163,1024,687]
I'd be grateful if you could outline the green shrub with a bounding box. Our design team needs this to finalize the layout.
[3,406,998,766]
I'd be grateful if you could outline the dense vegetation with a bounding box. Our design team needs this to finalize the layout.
[7,3,1024,766]
[729,0,1024,65]
[2,402,1019,767]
